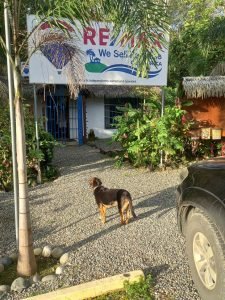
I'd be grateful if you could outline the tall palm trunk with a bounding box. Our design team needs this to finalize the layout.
[13,55,37,276]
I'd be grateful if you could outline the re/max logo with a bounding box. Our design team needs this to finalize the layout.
[83,26,163,49]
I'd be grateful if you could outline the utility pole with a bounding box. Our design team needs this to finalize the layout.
[4,0,19,246]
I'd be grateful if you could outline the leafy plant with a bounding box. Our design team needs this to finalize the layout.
[88,129,96,142]
[124,275,153,300]
[156,106,190,163]
[93,275,154,300]
[0,105,13,191]
[168,0,225,87]
[113,98,190,169]
[0,105,58,191]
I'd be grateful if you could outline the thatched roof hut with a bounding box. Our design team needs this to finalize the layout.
[183,76,225,99]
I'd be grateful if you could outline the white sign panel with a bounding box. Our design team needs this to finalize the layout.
[27,15,168,86]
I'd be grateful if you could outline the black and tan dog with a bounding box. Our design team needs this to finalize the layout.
[89,177,137,225]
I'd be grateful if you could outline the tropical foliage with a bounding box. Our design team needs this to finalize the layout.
[0,104,58,192]
[113,97,190,169]
[168,0,225,87]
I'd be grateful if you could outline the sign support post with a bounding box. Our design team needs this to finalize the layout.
[33,84,42,183]
[78,93,83,145]
[160,86,165,167]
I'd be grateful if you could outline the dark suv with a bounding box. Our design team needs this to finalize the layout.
[177,158,225,300]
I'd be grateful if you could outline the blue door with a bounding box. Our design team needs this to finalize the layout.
[45,86,80,142]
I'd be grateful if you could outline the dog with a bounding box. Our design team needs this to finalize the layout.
[89,177,137,225]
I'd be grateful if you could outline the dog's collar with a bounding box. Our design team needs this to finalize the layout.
[93,186,100,191]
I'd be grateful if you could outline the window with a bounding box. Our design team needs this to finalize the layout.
[104,97,140,129]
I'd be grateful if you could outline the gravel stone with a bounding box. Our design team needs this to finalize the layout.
[32,273,41,283]
[51,247,64,259]
[59,253,69,265]
[11,277,31,292]
[34,247,42,256]
[42,275,57,282]
[0,144,201,299]
[55,266,65,275]
[42,246,52,257]
[0,285,10,292]
[0,257,12,267]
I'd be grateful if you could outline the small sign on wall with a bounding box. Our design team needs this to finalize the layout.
[201,128,211,140]
[212,128,222,140]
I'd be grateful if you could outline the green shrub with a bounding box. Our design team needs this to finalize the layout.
[124,275,153,300]
[93,275,154,300]
[0,104,58,191]
[0,106,13,191]
[112,99,191,169]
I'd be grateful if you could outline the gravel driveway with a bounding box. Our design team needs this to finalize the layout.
[0,144,200,300]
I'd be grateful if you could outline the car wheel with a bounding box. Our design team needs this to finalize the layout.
[185,208,225,300]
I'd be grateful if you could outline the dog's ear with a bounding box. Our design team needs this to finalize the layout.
[96,178,102,186]
[89,177,102,188]
[89,177,95,187]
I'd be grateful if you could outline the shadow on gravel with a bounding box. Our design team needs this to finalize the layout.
[143,264,170,281]
[54,145,115,177]
[65,186,177,252]
[61,159,115,177]
[134,186,176,219]
[65,222,122,252]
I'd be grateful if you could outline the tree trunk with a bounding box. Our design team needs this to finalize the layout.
[14,56,37,276]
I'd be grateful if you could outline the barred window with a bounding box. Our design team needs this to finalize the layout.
[104,97,140,129]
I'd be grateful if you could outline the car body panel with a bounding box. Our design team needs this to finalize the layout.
[177,158,225,237]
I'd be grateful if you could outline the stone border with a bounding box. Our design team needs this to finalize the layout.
[0,245,69,294]
[24,270,144,300]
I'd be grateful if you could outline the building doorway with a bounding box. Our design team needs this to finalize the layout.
[45,86,79,142]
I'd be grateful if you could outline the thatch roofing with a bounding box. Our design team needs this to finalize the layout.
[0,74,158,100]
[82,85,161,98]
[82,85,137,97]
[183,76,225,99]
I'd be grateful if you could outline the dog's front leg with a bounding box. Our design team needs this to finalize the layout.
[99,204,106,224]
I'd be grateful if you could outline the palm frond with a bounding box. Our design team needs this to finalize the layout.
[210,62,225,76]
[30,25,85,97]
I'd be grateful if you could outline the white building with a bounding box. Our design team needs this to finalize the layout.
[34,84,142,143]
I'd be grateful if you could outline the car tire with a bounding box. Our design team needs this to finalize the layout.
[185,208,225,300]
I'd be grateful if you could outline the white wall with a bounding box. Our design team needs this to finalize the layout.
[86,96,116,139]
[28,92,116,140]
[69,101,78,139]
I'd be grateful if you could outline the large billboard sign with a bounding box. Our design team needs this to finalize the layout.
[27,15,168,86]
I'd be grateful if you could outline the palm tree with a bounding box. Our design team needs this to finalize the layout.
[0,0,168,276]
[86,49,96,62]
